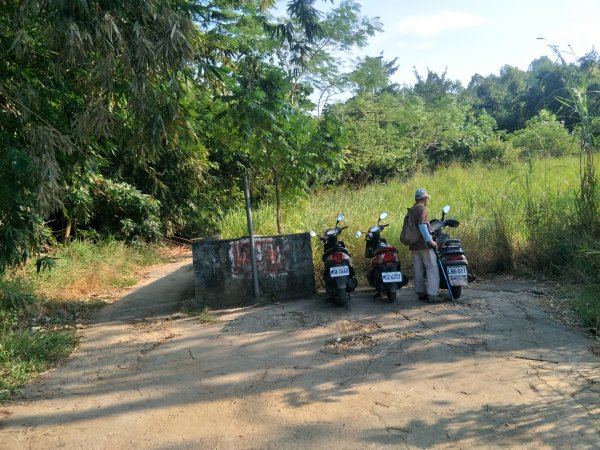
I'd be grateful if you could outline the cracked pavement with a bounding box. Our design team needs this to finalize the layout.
[0,259,598,449]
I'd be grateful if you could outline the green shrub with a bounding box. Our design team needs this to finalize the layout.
[511,109,577,157]
[0,277,36,312]
[471,138,516,165]
[90,179,162,243]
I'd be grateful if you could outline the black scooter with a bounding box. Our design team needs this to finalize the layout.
[310,214,357,305]
[430,205,475,300]
[356,212,407,303]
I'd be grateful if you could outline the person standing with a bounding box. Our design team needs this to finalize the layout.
[409,188,444,303]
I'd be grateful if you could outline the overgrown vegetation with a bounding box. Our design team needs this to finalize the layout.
[2,0,599,262]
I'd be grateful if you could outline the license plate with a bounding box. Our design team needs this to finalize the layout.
[447,265,468,286]
[330,266,350,278]
[382,271,402,283]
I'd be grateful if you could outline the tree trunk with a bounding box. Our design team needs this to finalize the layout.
[274,170,282,234]
[64,217,72,243]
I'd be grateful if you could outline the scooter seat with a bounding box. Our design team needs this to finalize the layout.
[373,246,398,255]
[323,246,350,259]
[440,239,461,248]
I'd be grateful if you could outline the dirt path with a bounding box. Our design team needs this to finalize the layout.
[1,259,599,449]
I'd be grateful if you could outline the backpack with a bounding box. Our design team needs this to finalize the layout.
[400,206,422,246]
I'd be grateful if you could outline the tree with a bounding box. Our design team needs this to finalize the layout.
[226,61,341,233]
[524,56,574,126]
[1,0,329,261]
[349,54,398,94]
[1,0,205,268]
[0,0,383,266]
[413,68,461,105]
[272,0,382,113]
[467,65,528,132]
[335,90,424,181]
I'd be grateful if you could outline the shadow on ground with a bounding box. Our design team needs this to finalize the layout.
[1,262,598,449]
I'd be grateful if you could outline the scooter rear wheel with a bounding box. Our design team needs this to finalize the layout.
[386,289,397,303]
[333,286,350,306]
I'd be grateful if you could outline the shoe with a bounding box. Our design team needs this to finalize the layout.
[417,292,428,301]
[427,295,446,303]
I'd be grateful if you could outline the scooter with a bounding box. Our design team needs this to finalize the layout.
[310,214,357,305]
[356,212,407,303]
[430,205,475,300]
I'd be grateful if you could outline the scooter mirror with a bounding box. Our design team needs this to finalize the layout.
[336,213,345,222]
[309,231,317,237]
[355,231,362,238]
[442,205,451,214]
[379,212,388,221]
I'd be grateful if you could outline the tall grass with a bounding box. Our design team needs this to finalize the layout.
[31,240,166,301]
[221,156,599,289]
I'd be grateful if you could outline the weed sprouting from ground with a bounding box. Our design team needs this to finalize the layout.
[196,307,219,325]
[221,156,594,274]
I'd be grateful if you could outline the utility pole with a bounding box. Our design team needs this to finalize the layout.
[243,175,260,299]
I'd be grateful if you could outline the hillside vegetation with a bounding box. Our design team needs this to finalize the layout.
[222,156,599,286]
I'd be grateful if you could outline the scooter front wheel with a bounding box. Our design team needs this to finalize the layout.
[450,286,461,299]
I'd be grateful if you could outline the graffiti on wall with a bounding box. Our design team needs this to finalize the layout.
[229,238,287,276]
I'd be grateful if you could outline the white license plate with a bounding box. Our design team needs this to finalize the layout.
[330,266,350,278]
[382,271,402,283]
[447,265,468,286]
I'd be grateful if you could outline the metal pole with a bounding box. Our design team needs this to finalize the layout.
[436,253,456,306]
[243,175,260,299]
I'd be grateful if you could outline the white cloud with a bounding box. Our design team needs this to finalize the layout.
[395,11,485,37]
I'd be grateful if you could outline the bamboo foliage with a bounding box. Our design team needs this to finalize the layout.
[1,0,203,269]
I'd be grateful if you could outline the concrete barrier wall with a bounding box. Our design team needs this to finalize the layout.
[192,232,315,308]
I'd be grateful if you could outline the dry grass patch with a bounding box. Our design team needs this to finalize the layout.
[32,241,168,302]
[336,319,381,334]
[324,334,376,353]
[395,330,418,339]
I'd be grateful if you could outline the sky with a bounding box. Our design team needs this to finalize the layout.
[315,0,600,87]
